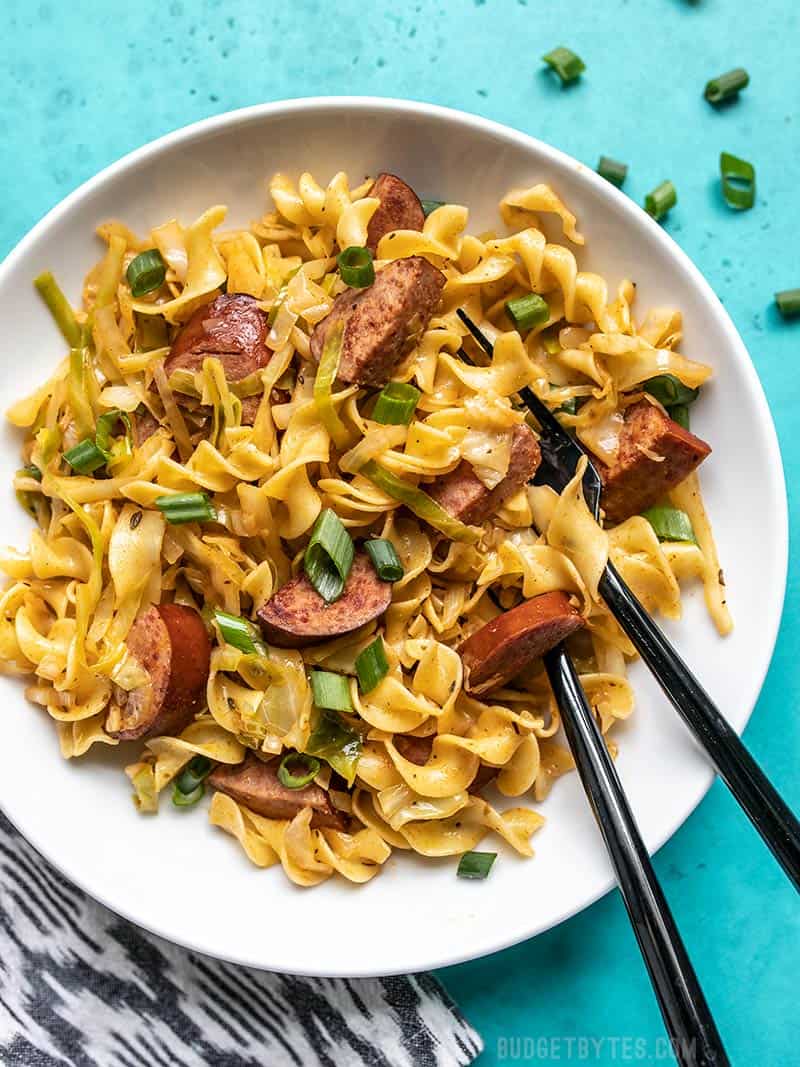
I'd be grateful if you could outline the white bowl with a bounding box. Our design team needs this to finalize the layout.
[0,97,787,977]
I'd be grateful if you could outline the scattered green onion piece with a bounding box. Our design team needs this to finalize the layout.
[213,609,265,655]
[457,851,497,880]
[355,637,389,694]
[775,289,800,319]
[641,506,697,544]
[372,382,421,426]
[557,398,580,416]
[310,669,353,713]
[337,245,375,288]
[668,404,691,430]
[704,68,749,106]
[155,491,216,525]
[720,152,755,211]
[542,46,585,85]
[64,439,107,475]
[20,464,42,482]
[421,199,444,217]
[313,320,350,449]
[171,782,205,808]
[34,271,81,347]
[95,408,132,463]
[277,752,321,790]
[305,709,362,786]
[645,181,677,222]
[597,156,628,188]
[126,249,167,298]
[304,508,354,603]
[505,293,550,332]
[641,374,699,407]
[359,460,480,544]
[364,538,404,582]
[175,755,213,796]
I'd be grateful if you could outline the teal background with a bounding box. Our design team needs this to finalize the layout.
[3,1,798,1062]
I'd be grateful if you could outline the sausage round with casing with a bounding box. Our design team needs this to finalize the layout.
[366,173,426,252]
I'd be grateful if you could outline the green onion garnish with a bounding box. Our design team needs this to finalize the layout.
[213,609,265,655]
[175,755,213,795]
[505,294,550,332]
[172,782,205,807]
[556,397,589,417]
[337,246,375,288]
[421,199,444,217]
[720,152,755,211]
[34,271,81,347]
[704,67,749,106]
[304,508,354,603]
[305,709,362,786]
[95,409,132,459]
[644,181,677,222]
[372,382,421,426]
[542,46,585,85]
[597,156,628,188]
[641,506,697,544]
[668,404,690,430]
[775,289,800,319]
[20,464,42,482]
[355,637,389,693]
[64,439,107,475]
[310,669,353,713]
[126,249,167,298]
[641,374,699,408]
[457,850,497,880]
[277,752,321,790]
[364,538,404,581]
[154,491,217,525]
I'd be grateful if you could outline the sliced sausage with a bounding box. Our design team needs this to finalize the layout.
[208,753,347,829]
[164,293,271,382]
[257,552,392,647]
[460,591,583,696]
[393,734,497,793]
[309,256,445,387]
[108,604,211,740]
[239,388,290,426]
[133,408,161,446]
[596,400,712,525]
[427,423,541,525]
[366,173,425,252]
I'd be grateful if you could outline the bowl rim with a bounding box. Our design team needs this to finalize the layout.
[0,96,789,976]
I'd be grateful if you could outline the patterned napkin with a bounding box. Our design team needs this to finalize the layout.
[0,813,482,1067]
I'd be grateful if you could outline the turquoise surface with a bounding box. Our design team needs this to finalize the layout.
[3,1,798,1062]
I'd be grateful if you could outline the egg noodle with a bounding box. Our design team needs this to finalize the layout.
[0,171,731,887]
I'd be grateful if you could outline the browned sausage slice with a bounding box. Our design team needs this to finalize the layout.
[366,173,425,252]
[133,408,161,446]
[239,388,290,426]
[257,552,392,648]
[164,293,271,382]
[208,753,347,829]
[427,424,541,525]
[460,591,583,695]
[309,256,445,387]
[596,400,712,525]
[108,604,211,740]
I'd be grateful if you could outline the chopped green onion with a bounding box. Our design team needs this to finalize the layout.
[304,508,354,603]
[556,397,586,416]
[175,755,213,796]
[355,637,389,693]
[505,294,550,332]
[704,68,749,106]
[277,752,321,790]
[667,404,690,429]
[457,850,497,880]
[213,609,265,655]
[542,46,585,85]
[95,408,133,468]
[171,782,205,808]
[337,246,375,288]
[775,289,800,319]
[155,491,216,525]
[313,320,350,448]
[20,464,42,482]
[359,460,480,544]
[364,538,404,581]
[34,271,81,347]
[597,156,628,188]
[64,439,106,475]
[421,199,444,217]
[126,249,167,297]
[305,709,362,786]
[645,181,677,222]
[641,374,699,407]
[642,506,697,544]
[372,382,421,425]
[720,152,755,211]
[310,669,353,713]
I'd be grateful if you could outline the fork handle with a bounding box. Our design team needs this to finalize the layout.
[544,645,730,1067]
[599,560,800,891]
